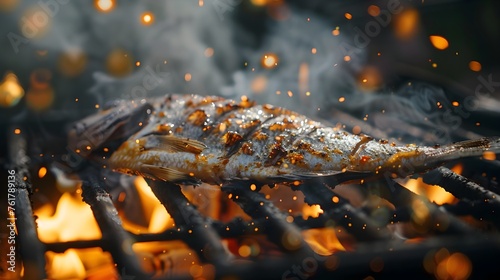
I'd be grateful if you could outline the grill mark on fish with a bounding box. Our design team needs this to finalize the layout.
[224,115,279,158]
[201,102,242,137]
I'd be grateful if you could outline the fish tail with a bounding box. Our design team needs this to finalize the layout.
[424,137,500,167]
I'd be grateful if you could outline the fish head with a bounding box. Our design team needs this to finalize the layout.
[68,99,154,160]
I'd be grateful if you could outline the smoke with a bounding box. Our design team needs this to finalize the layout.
[339,82,455,144]
[219,6,366,117]
[0,0,462,145]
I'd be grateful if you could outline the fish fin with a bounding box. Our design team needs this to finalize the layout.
[424,137,500,166]
[140,164,200,185]
[146,135,206,154]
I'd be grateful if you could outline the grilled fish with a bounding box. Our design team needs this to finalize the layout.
[69,94,500,185]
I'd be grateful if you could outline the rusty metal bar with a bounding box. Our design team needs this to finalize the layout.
[299,183,393,242]
[222,182,316,257]
[146,179,233,266]
[8,127,46,280]
[80,172,150,279]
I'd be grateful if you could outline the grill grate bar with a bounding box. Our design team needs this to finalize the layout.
[44,214,330,254]
[440,201,500,226]
[383,180,475,234]
[9,125,500,279]
[9,129,46,280]
[423,167,500,226]
[80,171,150,279]
[146,179,233,265]
[158,235,500,280]
[44,239,103,253]
[222,182,316,257]
[299,182,393,242]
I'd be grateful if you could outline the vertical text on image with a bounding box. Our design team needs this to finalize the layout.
[7,169,17,273]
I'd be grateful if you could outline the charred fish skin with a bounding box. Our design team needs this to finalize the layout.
[71,94,500,184]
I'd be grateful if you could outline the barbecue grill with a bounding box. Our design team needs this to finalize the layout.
[2,1,500,279]
[3,123,500,280]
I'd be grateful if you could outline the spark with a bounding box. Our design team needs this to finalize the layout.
[429,35,449,50]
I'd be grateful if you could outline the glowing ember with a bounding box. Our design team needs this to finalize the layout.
[204,47,214,57]
[25,78,55,112]
[141,12,154,25]
[58,50,87,77]
[261,53,279,69]
[367,5,380,17]
[298,63,309,95]
[482,151,496,161]
[469,61,481,72]
[352,126,361,135]
[357,66,382,90]
[332,29,340,36]
[106,49,133,77]
[13,128,21,134]
[0,72,24,107]
[450,164,463,175]
[394,9,419,39]
[424,249,472,280]
[238,245,252,257]
[94,0,115,12]
[38,167,47,178]
[251,75,268,94]
[251,0,267,6]
[185,73,192,82]
[344,12,352,20]
[429,35,449,50]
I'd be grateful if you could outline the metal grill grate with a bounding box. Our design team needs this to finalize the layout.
[7,129,500,280]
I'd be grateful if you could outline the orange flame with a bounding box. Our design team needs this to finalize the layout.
[120,177,173,234]
[302,204,323,219]
[35,192,101,242]
[35,173,355,278]
[35,191,115,279]
[401,178,456,205]
[302,228,346,255]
